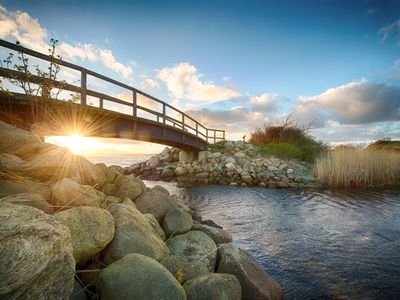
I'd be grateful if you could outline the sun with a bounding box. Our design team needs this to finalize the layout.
[63,134,99,155]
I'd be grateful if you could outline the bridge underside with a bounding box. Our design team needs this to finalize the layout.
[0,94,208,151]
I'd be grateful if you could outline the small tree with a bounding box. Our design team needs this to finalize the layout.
[0,38,68,122]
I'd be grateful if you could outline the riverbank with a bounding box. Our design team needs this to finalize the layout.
[0,120,283,299]
[125,141,323,189]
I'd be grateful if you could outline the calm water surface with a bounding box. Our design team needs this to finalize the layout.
[145,182,400,300]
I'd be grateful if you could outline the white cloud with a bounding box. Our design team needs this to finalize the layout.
[156,62,240,108]
[141,78,160,90]
[248,93,287,112]
[0,5,132,78]
[379,19,400,46]
[294,79,400,125]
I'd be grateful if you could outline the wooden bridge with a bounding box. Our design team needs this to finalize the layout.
[0,39,225,151]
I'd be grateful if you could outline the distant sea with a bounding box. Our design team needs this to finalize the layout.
[86,155,153,168]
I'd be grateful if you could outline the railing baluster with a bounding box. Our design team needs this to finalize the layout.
[162,103,166,124]
[132,91,137,117]
[214,130,216,144]
[182,114,185,130]
[196,122,198,136]
[99,98,103,109]
[81,69,87,106]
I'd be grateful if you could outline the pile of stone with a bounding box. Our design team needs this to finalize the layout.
[126,141,322,189]
[0,120,283,300]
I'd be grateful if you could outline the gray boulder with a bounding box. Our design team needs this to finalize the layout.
[114,174,144,200]
[0,203,75,299]
[161,168,175,179]
[0,179,52,201]
[56,207,115,264]
[163,208,193,237]
[217,243,283,300]
[0,153,25,171]
[192,224,232,244]
[23,146,106,185]
[0,120,44,157]
[183,273,241,300]
[0,193,53,214]
[161,255,209,284]
[167,231,217,272]
[51,178,105,210]
[135,187,179,220]
[97,253,186,300]
[102,183,117,196]
[144,213,166,240]
[102,203,170,265]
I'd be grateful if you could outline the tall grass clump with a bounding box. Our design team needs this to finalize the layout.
[250,115,326,162]
[315,148,400,188]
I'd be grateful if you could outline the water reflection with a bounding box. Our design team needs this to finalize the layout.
[144,182,400,300]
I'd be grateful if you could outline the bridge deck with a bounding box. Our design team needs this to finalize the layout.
[0,39,225,151]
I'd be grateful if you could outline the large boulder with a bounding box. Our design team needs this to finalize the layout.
[69,280,87,300]
[0,120,44,157]
[56,206,115,264]
[51,178,105,210]
[114,174,144,200]
[183,273,241,300]
[217,243,283,300]
[0,179,52,201]
[0,153,25,171]
[0,203,75,299]
[192,224,232,244]
[97,253,186,300]
[144,213,166,240]
[135,187,179,220]
[163,208,193,237]
[167,231,217,272]
[23,146,106,186]
[161,255,209,284]
[0,193,53,214]
[102,203,170,265]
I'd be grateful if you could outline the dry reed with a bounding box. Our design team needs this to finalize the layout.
[315,148,400,188]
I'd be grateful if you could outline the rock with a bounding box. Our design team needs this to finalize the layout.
[105,195,122,205]
[145,213,166,240]
[122,197,136,207]
[192,224,232,244]
[0,153,25,171]
[201,219,223,229]
[306,182,323,189]
[23,146,106,185]
[152,185,170,195]
[167,231,217,272]
[108,165,124,175]
[102,203,170,265]
[163,208,193,237]
[161,255,209,284]
[97,253,186,300]
[217,243,283,300]
[56,206,115,264]
[114,174,144,200]
[146,156,161,169]
[0,203,75,299]
[276,182,288,188]
[183,273,241,300]
[0,120,44,157]
[103,183,117,196]
[0,179,52,201]
[225,162,236,170]
[0,192,53,213]
[161,168,175,179]
[175,166,187,176]
[95,163,108,175]
[69,280,87,300]
[51,178,105,209]
[135,187,179,220]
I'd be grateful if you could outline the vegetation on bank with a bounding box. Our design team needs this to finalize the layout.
[249,116,327,162]
[315,147,400,188]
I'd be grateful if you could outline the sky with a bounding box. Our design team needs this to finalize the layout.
[0,0,399,155]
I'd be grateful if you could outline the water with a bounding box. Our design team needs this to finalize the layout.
[87,155,152,168]
[145,182,400,300]
[88,156,400,299]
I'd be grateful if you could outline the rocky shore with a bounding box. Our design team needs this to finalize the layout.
[0,120,283,300]
[125,141,322,189]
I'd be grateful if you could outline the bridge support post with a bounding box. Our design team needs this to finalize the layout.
[179,150,195,162]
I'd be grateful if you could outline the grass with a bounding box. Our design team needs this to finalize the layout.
[315,148,400,188]
[249,118,327,162]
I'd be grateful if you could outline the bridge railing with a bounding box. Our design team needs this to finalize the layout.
[0,39,225,144]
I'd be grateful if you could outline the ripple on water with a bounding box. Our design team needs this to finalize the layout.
[143,182,400,300]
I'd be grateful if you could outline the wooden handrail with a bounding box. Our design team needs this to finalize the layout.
[0,39,225,143]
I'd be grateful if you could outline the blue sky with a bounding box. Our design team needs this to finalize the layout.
[0,0,399,152]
